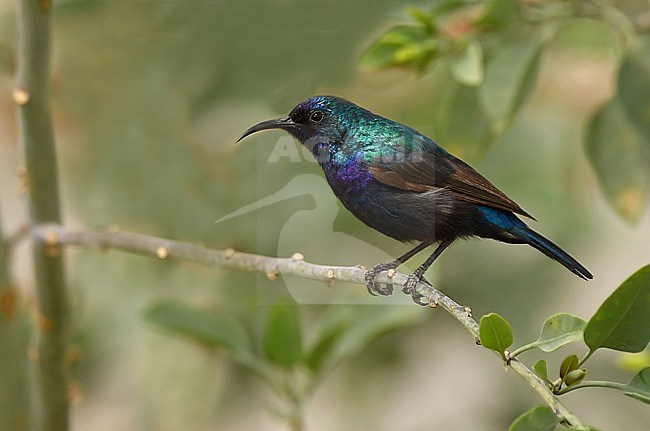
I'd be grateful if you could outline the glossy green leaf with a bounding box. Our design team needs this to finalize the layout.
[618,42,650,142]
[479,313,513,360]
[585,97,650,222]
[622,367,650,404]
[584,265,650,353]
[515,313,586,356]
[508,405,558,431]
[450,40,484,86]
[533,359,551,385]
[146,302,251,356]
[264,303,303,368]
[479,37,542,136]
[559,354,579,380]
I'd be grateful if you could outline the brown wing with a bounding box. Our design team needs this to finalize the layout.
[368,150,535,220]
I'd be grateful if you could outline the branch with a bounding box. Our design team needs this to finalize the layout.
[33,223,588,429]
[14,1,69,430]
[0,206,8,291]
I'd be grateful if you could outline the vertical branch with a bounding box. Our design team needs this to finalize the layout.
[0,210,32,431]
[14,1,69,430]
[0,209,8,292]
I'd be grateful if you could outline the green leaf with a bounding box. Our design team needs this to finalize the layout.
[508,405,559,431]
[330,307,422,363]
[377,25,430,46]
[264,303,303,368]
[394,44,429,65]
[306,307,423,372]
[450,41,484,86]
[407,6,436,34]
[533,359,551,385]
[479,37,542,136]
[513,313,586,356]
[145,302,251,356]
[475,0,519,30]
[559,354,579,380]
[479,313,513,360]
[584,265,650,353]
[618,42,650,142]
[360,25,433,69]
[360,43,402,68]
[585,97,650,222]
[535,314,586,352]
[622,367,650,404]
[305,318,350,371]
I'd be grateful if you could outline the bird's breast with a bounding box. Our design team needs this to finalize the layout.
[323,154,372,199]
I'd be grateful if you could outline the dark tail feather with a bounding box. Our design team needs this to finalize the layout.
[513,226,593,280]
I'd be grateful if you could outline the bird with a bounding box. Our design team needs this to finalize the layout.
[238,95,593,303]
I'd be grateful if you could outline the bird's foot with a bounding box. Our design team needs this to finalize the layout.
[364,262,399,296]
[402,272,429,306]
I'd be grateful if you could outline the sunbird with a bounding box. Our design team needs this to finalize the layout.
[239,96,592,303]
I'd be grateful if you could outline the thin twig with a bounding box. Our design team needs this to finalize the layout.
[33,223,588,429]
[15,1,69,430]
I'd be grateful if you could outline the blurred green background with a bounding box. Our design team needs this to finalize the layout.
[0,0,649,430]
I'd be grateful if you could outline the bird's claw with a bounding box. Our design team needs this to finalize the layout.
[403,273,429,306]
[366,263,432,305]
[364,264,396,297]
[401,273,421,295]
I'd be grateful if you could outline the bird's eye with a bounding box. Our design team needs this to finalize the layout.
[310,110,324,123]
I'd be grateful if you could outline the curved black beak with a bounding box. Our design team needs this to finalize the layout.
[237,117,297,142]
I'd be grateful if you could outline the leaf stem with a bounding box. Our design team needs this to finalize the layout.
[556,380,627,395]
[577,350,593,368]
[509,341,537,358]
[14,1,69,430]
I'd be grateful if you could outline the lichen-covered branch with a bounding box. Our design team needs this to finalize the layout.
[33,223,588,429]
[14,1,69,430]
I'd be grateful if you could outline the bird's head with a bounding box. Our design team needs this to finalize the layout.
[238,95,370,162]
